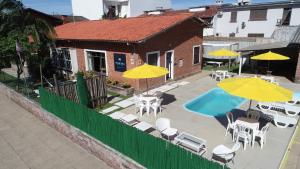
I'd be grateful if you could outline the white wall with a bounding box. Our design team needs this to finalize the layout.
[128,0,171,17]
[214,8,284,38]
[71,0,103,20]
[290,8,300,26]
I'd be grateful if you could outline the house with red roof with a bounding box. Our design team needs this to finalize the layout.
[54,13,205,91]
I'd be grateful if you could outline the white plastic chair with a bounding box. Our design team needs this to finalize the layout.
[235,124,251,150]
[155,118,178,140]
[225,112,236,140]
[212,143,240,166]
[150,98,163,117]
[255,123,269,149]
[133,94,146,116]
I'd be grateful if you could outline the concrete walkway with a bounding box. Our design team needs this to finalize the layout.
[283,124,300,169]
[0,93,112,169]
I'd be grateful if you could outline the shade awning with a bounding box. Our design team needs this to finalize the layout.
[238,41,290,52]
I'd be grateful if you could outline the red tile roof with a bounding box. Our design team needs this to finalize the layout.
[55,13,199,43]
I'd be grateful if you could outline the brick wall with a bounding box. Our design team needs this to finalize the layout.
[56,18,204,90]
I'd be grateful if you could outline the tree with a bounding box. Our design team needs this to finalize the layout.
[0,0,55,89]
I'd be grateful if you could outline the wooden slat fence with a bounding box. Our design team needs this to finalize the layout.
[47,75,107,108]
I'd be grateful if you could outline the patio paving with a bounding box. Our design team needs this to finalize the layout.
[121,71,300,169]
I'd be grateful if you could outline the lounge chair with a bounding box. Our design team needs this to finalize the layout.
[212,143,240,166]
[286,93,300,105]
[255,123,270,149]
[258,102,300,117]
[155,118,178,140]
[174,132,207,155]
[109,111,126,120]
[260,109,298,128]
[133,121,153,132]
[120,114,138,126]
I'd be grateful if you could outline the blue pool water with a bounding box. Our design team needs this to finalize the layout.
[184,88,246,117]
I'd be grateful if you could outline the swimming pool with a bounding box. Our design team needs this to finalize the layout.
[184,88,246,117]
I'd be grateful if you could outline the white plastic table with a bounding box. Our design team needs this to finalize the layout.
[235,117,259,147]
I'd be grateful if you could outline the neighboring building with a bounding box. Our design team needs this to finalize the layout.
[25,8,63,26]
[54,13,205,90]
[213,0,300,38]
[71,0,171,20]
[143,5,218,36]
[54,15,89,24]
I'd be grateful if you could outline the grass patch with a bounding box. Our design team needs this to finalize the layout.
[203,64,240,73]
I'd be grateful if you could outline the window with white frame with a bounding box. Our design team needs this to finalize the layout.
[86,51,107,74]
[193,46,201,65]
[52,48,72,71]
[146,51,160,66]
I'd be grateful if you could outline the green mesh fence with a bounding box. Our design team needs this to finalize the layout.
[39,87,226,169]
[76,73,89,106]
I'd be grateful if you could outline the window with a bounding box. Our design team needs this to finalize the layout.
[86,51,107,74]
[52,48,72,71]
[282,8,291,26]
[230,11,237,23]
[248,33,264,37]
[193,46,201,65]
[249,9,267,21]
[146,51,160,66]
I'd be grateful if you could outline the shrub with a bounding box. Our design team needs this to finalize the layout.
[111,80,119,85]
[122,83,131,88]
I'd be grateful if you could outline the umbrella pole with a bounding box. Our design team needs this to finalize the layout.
[146,78,149,95]
[249,100,252,110]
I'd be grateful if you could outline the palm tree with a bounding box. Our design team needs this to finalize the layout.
[0,0,56,89]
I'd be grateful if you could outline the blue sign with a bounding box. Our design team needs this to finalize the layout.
[114,53,126,72]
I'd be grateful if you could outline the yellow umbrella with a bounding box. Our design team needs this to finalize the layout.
[251,51,290,72]
[218,77,293,108]
[208,48,240,69]
[123,64,168,92]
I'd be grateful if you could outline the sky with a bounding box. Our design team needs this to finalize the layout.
[22,0,282,15]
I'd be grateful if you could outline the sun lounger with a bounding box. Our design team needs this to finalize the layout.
[258,102,300,117]
[120,114,139,125]
[286,93,300,105]
[174,132,207,155]
[109,111,126,120]
[260,109,298,128]
[133,121,153,132]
